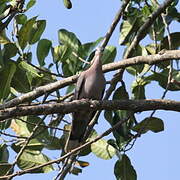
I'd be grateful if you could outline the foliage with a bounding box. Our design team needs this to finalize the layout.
[0,0,180,179]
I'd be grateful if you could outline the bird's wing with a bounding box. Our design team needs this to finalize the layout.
[74,73,85,100]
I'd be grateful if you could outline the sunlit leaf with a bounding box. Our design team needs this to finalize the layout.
[63,0,72,9]
[29,20,46,44]
[26,0,36,10]
[18,16,37,49]
[90,131,116,160]
[58,29,81,52]
[53,45,72,62]
[17,150,54,173]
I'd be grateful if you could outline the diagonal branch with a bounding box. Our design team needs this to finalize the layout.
[0,99,180,121]
[0,50,179,110]
[123,0,174,58]
[0,116,129,180]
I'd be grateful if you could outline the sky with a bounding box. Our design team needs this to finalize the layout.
[14,0,180,180]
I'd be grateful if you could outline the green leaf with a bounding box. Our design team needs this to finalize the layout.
[149,17,165,41]
[53,45,72,62]
[11,117,31,137]
[18,16,37,49]
[0,119,11,130]
[90,131,116,160]
[0,144,9,163]
[131,77,150,100]
[11,62,31,93]
[0,163,13,176]
[15,14,27,25]
[161,32,180,50]
[3,43,18,59]
[119,18,137,45]
[132,117,164,134]
[0,61,16,100]
[63,0,72,9]
[19,61,42,79]
[80,37,103,58]
[149,69,180,91]
[113,86,129,100]
[101,46,117,64]
[37,39,52,66]
[58,29,81,52]
[26,0,36,10]
[114,154,137,180]
[71,167,82,176]
[0,30,10,44]
[0,6,11,21]
[17,150,54,173]
[29,20,46,44]
[104,110,113,124]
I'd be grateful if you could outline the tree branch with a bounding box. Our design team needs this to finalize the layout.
[100,0,131,49]
[0,50,179,110]
[0,99,180,121]
[124,0,174,58]
[0,116,129,179]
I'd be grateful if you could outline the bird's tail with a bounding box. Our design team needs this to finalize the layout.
[64,138,79,153]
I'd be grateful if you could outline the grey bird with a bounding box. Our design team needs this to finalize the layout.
[65,48,106,152]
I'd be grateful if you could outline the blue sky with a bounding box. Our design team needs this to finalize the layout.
[15,0,180,179]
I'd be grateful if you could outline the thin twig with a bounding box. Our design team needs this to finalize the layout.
[6,116,47,178]
[0,116,129,179]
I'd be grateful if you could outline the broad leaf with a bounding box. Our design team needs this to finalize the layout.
[0,119,11,130]
[3,43,18,59]
[80,37,103,58]
[26,0,36,10]
[0,163,13,176]
[0,30,10,44]
[114,154,137,180]
[0,61,16,100]
[101,46,117,64]
[15,14,27,25]
[11,62,31,93]
[17,150,54,173]
[63,0,72,9]
[149,69,180,91]
[18,16,37,49]
[90,131,116,160]
[58,29,81,52]
[29,20,46,44]
[53,45,72,62]
[0,144,9,163]
[132,117,164,134]
[131,77,150,100]
[161,32,180,50]
[37,39,52,66]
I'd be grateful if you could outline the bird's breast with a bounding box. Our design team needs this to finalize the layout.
[81,72,105,100]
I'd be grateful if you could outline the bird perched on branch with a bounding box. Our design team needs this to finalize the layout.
[65,48,106,152]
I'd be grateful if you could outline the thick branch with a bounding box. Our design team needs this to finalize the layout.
[0,50,179,110]
[0,99,180,121]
